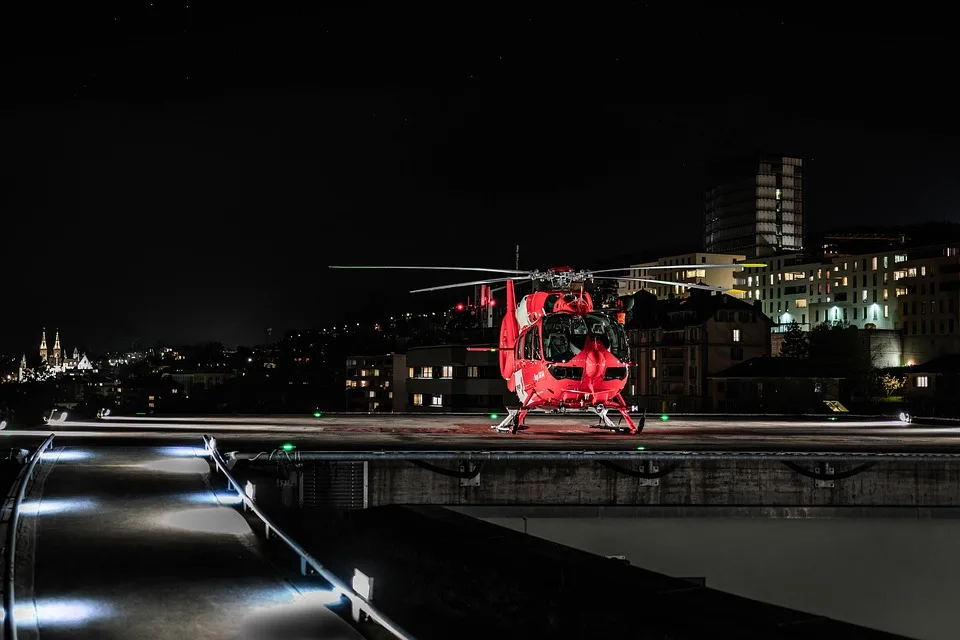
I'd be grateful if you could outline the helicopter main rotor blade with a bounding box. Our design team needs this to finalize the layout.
[596,275,726,292]
[329,265,528,275]
[591,262,766,275]
[410,276,520,294]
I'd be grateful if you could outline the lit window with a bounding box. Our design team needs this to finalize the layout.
[431,395,443,406]
[651,367,657,378]
[421,366,433,378]
[467,366,478,377]
[368,390,376,398]
[651,350,656,361]
[884,304,889,318]
[442,365,453,378]
[408,367,414,379]
[917,376,929,388]
[872,257,878,270]
[413,393,423,406]
[732,329,741,342]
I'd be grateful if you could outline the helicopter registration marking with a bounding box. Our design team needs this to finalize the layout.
[514,370,527,401]
[533,371,545,382]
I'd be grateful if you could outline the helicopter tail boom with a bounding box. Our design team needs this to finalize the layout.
[499,279,519,384]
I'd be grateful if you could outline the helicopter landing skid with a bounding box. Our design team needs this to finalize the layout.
[493,408,529,434]
[587,404,641,435]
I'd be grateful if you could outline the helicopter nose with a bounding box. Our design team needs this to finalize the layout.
[583,339,607,380]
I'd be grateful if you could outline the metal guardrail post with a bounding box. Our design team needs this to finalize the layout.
[201,435,416,640]
[3,434,55,640]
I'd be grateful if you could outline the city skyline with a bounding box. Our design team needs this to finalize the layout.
[4,5,958,352]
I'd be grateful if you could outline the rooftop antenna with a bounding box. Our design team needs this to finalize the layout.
[515,244,520,271]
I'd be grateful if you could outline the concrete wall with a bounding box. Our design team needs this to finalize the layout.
[360,459,960,510]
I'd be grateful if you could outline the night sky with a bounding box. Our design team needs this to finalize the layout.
[3,4,957,353]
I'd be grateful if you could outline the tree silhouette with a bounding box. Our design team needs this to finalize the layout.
[779,321,809,358]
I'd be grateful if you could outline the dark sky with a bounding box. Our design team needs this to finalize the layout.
[3,4,958,353]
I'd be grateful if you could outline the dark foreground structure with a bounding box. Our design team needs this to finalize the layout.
[267,504,901,639]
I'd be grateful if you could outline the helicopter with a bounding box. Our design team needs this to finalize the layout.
[329,262,763,435]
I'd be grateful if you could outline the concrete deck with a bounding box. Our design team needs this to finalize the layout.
[7,413,960,454]
[11,446,364,640]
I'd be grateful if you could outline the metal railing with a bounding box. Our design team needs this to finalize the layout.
[201,435,416,640]
[3,434,55,640]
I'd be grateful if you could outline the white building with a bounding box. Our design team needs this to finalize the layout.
[618,252,747,299]
[736,251,911,334]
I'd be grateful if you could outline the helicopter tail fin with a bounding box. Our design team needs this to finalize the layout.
[499,279,519,383]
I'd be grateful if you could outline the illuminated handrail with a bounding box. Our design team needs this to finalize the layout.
[3,434,55,640]
[201,434,416,640]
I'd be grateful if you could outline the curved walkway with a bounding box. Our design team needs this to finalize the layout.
[11,445,362,640]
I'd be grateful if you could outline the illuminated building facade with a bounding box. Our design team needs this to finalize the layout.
[705,155,804,258]
[33,328,93,375]
[345,354,401,412]
[627,291,772,412]
[618,252,747,299]
[402,345,511,412]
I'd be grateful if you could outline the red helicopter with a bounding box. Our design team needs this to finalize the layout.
[330,263,759,435]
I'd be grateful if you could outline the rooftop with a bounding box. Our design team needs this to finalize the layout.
[711,356,848,379]
[627,292,772,330]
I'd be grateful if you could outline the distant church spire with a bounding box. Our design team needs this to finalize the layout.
[39,328,48,361]
[53,329,61,362]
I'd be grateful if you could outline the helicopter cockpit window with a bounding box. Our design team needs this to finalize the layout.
[523,330,534,361]
[532,326,542,360]
[542,313,629,363]
[587,312,629,361]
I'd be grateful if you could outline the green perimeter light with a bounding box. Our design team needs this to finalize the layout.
[636,446,646,450]
[660,414,669,421]
[490,413,498,420]
[281,443,296,452]
[313,411,323,418]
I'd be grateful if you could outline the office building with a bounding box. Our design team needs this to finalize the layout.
[705,155,804,258]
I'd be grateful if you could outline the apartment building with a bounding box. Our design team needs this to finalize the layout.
[896,246,960,364]
[618,252,747,299]
[345,354,403,412]
[627,290,772,412]
[403,344,512,412]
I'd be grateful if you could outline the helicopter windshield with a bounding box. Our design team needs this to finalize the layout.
[542,312,629,363]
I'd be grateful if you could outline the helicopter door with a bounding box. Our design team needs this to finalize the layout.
[522,330,534,361]
[531,325,543,361]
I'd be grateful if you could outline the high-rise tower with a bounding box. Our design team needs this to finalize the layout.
[704,155,804,258]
